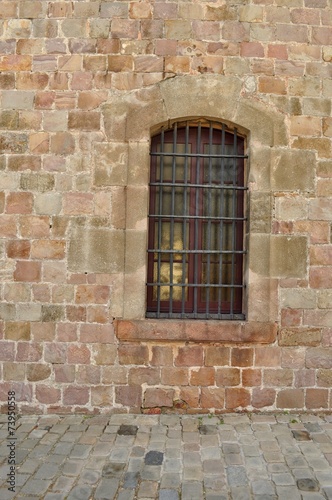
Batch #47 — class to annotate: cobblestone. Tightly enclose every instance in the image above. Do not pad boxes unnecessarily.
[0,414,332,498]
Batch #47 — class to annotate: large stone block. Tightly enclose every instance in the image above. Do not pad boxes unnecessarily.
[270,235,307,278]
[93,142,128,186]
[272,149,315,191]
[68,227,125,274]
[249,192,272,233]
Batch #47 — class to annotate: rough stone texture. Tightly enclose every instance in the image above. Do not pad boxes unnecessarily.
[0,0,331,414]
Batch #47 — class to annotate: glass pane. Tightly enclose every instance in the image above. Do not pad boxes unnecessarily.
[153,262,188,301]
[156,143,188,182]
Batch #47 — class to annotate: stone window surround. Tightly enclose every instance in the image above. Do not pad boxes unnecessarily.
[96,75,308,344]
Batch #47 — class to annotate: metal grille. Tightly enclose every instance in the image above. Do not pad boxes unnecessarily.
[146,120,247,320]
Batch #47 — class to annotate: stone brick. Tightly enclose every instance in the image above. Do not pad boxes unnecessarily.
[252,388,276,409]
[3,362,25,381]
[151,346,173,366]
[115,386,142,407]
[255,348,281,367]
[161,367,189,386]
[317,369,332,387]
[36,385,61,404]
[93,345,117,366]
[242,369,262,386]
[258,76,287,95]
[276,389,304,409]
[175,346,204,366]
[27,364,51,382]
[216,368,240,387]
[0,341,15,361]
[6,240,30,259]
[31,240,65,259]
[75,285,109,305]
[305,388,328,409]
[14,261,41,282]
[44,343,67,364]
[5,322,31,341]
[225,388,250,409]
[102,366,128,385]
[281,308,302,327]
[306,348,332,368]
[143,388,174,408]
[31,322,55,341]
[111,19,139,39]
[128,367,160,386]
[91,386,113,406]
[190,367,215,386]
[54,365,75,383]
[309,268,332,288]
[67,345,91,365]
[80,324,114,344]
[179,387,200,408]
[16,342,42,361]
[0,215,17,238]
[68,111,100,131]
[279,328,322,346]
[264,368,293,386]
[310,245,332,265]
[201,388,225,409]
[290,116,321,137]
[63,386,89,405]
[51,132,75,155]
[76,365,101,385]
[231,348,254,367]
[0,56,32,72]
[118,344,149,365]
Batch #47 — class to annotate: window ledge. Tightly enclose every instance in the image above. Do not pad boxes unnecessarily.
[115,319,277,344]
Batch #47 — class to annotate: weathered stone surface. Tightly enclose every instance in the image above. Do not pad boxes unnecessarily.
[270,236,307,278]
[271,149,316,192]
[279,328,322,346]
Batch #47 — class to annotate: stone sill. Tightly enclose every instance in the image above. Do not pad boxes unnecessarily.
[115,319,278,344]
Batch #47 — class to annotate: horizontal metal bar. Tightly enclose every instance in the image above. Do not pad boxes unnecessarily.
[151,152,248,159]
[149,214,247,221]
[147,249,246,255]
[146,283,245,288]
[146,312,245,320]
[150,182,247,191]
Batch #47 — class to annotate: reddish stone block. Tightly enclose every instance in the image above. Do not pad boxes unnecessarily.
[31,240,65,259]
[155,39,177,56]
[242,369,262,386]
[63,386,89,405]
[141,20,164,38]
[86,306,109,324]
[56,323,77,342]
[134,55,163,72]
[93,345,117,366]
[26,364,51,382]
[54,365,75,383]
[6,192,33,214]
[279,328,322,346]
[31,322,55,342]
[71,72,93,91]
[14,261,41,282]
[0,341,15,361]
[225,388,250,410]
[264,369,293,386]
[255,347,281,367]
[281,348,305,369]
[118,344,149,365]
[6,240,30,259]
[281,309,302,327]
[115,386,142,407]
[76,366,101,385]
[276,389,304,409]
[80,324,114,343]
[179,387,200,408]
[310,245,332,265]
[91,386,113,406]
[128,367,160,385]
[252,388,276,409]
[151,346,173,366]
[111,20,140,39]
[75,285,109,304]
[190,367,215,386]
[66,306,86,322]
[205,346,230,366]
[102,366,128,385]
[305,388,328,409]
[192,21,220,41]
[143,388,174,408]
[35,385,60,404]
[19,216,50,238]
[67,344,91,364]
[216,368,240,386]
[44,343,67,364]
[306,348,332,368]
[165,56,190,73]
[8,156,41,172]
[0,215,17,238]
[295,369,316,388]
[0,55,31,72]
[63,193,94,215]
[16,342,42,362]
[258,76,287,94]
[161,367,189,386]
[241,42,264,57]
[267,44,288,60]
[201,388,225,409]
[50,132,75,154]
[231,348,254,367]
[175,346,203,366]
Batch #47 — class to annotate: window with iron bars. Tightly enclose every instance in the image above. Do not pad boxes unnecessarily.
[146,120,247,320]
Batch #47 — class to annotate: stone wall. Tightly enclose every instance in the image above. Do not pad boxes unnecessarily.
[0,0,331,414]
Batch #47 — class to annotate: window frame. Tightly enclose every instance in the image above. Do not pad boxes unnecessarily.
[146,120,247,320]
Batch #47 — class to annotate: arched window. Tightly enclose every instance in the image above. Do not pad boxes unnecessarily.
[146,120,247,320]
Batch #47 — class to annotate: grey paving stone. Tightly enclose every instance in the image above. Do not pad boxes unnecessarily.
[160,473,181,489]
[44,494,67,500]
[67,485,93,500]
[123,471,140,489]
[145,450,164,465]
[252,480,276,495]
[94,478,119,499]
[70,444,92,459]
[140,465,162,480]
[182,481,204,499]
[117,491,135,500]
[323,486,332,500]
[51,475,76,492]
[109,447,130,462]
[159,489,179,500]
[229,486,251,500]
[226,466,248,487]
[80,468,100,484]
[271,473,295,486]
[102,461,126,478]
[117,424,138,436]
[20,479,51,496]
[275,486,301,499]
[34,463,59,480]
[62,459,85,476]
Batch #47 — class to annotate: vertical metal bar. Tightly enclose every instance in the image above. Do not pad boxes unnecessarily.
[217,124,226,316]
[156,128,165,318]
[181,122,189,316]
[206,122,213,316]
[230,127,238,318]
[169,123,177,314]
[193,122,201,317]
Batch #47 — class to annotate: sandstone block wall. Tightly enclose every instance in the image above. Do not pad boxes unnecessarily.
[0,0,331,414]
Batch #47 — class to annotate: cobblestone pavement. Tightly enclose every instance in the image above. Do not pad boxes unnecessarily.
[1,413,332,499]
